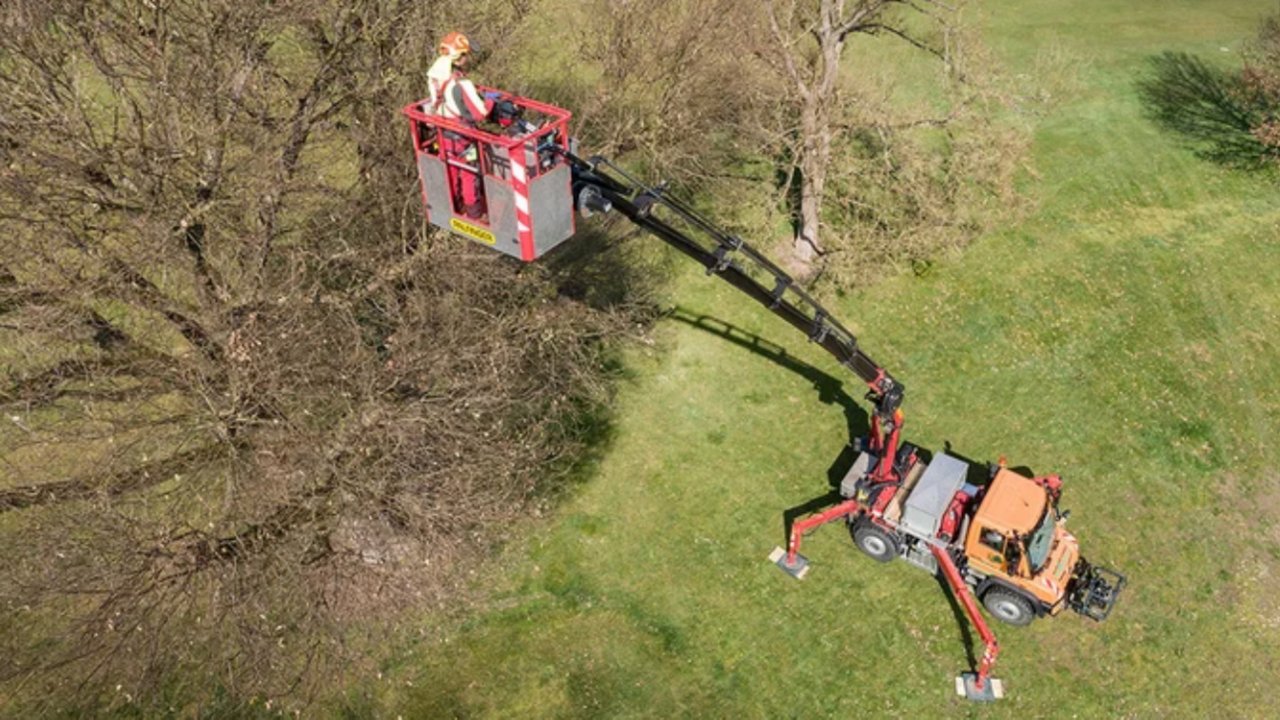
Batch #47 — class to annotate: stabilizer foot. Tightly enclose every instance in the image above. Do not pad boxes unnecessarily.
[955,673,1004,702]
[768,547,809,580]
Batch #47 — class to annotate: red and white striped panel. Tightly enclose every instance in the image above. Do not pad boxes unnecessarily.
[510,147,535,260]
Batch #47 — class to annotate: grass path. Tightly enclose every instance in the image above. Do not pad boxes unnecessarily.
[365,2,1280,717]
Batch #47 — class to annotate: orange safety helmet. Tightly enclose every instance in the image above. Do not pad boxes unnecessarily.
[438,31,472,60]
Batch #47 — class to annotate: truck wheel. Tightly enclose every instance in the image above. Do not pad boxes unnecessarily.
[851,523,899,563]
[982,587,1035,626]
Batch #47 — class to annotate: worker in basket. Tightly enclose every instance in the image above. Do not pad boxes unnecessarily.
[428,31,515,220]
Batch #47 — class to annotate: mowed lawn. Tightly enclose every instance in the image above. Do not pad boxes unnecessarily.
[371,2,1280,718]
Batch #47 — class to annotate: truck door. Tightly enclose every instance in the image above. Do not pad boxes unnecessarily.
[970,526,1009,575]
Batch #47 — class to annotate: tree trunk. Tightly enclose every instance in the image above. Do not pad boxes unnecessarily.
[795,101,832,269]
[792,31,842,274]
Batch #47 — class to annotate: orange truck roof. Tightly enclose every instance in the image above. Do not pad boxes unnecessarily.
[976,468,1048,532]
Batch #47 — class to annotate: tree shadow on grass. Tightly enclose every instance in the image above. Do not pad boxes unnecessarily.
[1136,51,1276,168]
[545,222,666,314]
[524,224,668,503]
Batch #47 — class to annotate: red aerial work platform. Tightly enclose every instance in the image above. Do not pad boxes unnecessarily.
[401,89,576,261]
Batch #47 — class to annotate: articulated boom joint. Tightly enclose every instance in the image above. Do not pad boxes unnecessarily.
[867,375,904,423]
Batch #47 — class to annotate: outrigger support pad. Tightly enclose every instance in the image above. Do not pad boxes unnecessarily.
[957,673,1005,702]
[768,547,810,580]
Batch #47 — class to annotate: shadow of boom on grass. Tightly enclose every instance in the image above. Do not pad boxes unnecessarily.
[667,307,873,543]
[668,307,870,449]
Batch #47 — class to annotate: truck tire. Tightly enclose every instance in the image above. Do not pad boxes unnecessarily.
[982,587,1035,626]
[851,522,899,563]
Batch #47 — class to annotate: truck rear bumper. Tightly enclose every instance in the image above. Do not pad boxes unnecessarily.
[1067,558,1125,621]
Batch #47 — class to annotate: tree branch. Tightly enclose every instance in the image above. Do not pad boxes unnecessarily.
[0,445,222,512]
[863,22,946,61]
[766,0,812,101]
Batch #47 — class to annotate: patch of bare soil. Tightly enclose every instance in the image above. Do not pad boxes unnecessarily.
[1216,474,1280,635]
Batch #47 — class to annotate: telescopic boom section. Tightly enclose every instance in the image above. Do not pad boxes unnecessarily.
[566,153,904,422]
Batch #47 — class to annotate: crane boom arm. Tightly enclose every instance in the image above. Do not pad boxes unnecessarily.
[564,153,903,421]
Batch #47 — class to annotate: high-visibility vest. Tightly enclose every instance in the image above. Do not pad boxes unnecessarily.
[440,72,492,125]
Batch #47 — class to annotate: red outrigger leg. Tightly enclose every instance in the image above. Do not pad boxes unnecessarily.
[929,544,1003,700]
[779,407,904,569]
[784,499,862,567]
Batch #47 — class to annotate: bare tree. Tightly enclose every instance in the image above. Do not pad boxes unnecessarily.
[0,0,644,712]
[532,0,769,182]
[758,0,964,273]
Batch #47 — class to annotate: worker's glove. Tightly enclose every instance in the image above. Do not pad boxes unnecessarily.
[483,91,503,102]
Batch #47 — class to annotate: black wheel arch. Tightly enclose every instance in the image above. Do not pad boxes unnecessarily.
[975,577,1051,617]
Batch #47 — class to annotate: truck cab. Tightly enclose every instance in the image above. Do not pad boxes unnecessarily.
[963,467,1079,624]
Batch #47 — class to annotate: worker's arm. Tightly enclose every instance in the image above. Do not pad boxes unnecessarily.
[455,79,494,121]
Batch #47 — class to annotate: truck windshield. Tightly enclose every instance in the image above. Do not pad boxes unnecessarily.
[1026,508,1055,573]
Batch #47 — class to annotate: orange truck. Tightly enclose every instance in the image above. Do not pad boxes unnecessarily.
[771,429,1125,699]
[845,452,1121,624]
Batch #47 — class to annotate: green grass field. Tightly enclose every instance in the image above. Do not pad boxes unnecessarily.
[361,2,1280,717]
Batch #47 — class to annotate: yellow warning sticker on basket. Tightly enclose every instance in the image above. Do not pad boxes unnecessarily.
[451,217,496,246]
